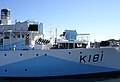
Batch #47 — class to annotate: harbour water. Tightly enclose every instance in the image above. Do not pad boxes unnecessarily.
[0,77,120,82]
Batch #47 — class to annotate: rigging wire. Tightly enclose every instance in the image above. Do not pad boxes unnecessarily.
[0,0,5,8]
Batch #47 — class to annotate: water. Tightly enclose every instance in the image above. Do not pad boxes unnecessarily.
[0,77,120,82]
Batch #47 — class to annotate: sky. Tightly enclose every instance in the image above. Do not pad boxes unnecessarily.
[0,0,120,42]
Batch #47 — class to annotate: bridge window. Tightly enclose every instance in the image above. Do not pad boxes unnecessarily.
[28,24,38,31]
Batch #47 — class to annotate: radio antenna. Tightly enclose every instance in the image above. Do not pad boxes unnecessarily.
[55,28,57,44]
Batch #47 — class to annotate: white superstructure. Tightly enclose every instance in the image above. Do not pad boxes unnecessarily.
[0,8,119,78]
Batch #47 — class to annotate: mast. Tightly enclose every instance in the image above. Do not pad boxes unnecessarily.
[1,8,11,25]
[55,28,57,44]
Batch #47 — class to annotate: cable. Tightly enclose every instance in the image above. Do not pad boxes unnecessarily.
[0,0,5,8]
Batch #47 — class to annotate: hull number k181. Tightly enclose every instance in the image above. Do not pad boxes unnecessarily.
[80,54,103,63]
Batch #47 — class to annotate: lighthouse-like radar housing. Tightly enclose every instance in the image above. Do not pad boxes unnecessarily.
[1,8,11,25]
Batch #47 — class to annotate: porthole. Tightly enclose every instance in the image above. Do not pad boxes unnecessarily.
[36,54,39,56]
[69,52,71,54]
[101,51,103,53]
[5,69,7,72]
[20,54,22,56]
[25,69,27,71]
[4,54,7,56]
[80,52,82,54]
[45,54,47,56]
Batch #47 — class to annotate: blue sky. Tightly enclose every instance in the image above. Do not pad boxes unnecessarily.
[0,0,120,41]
